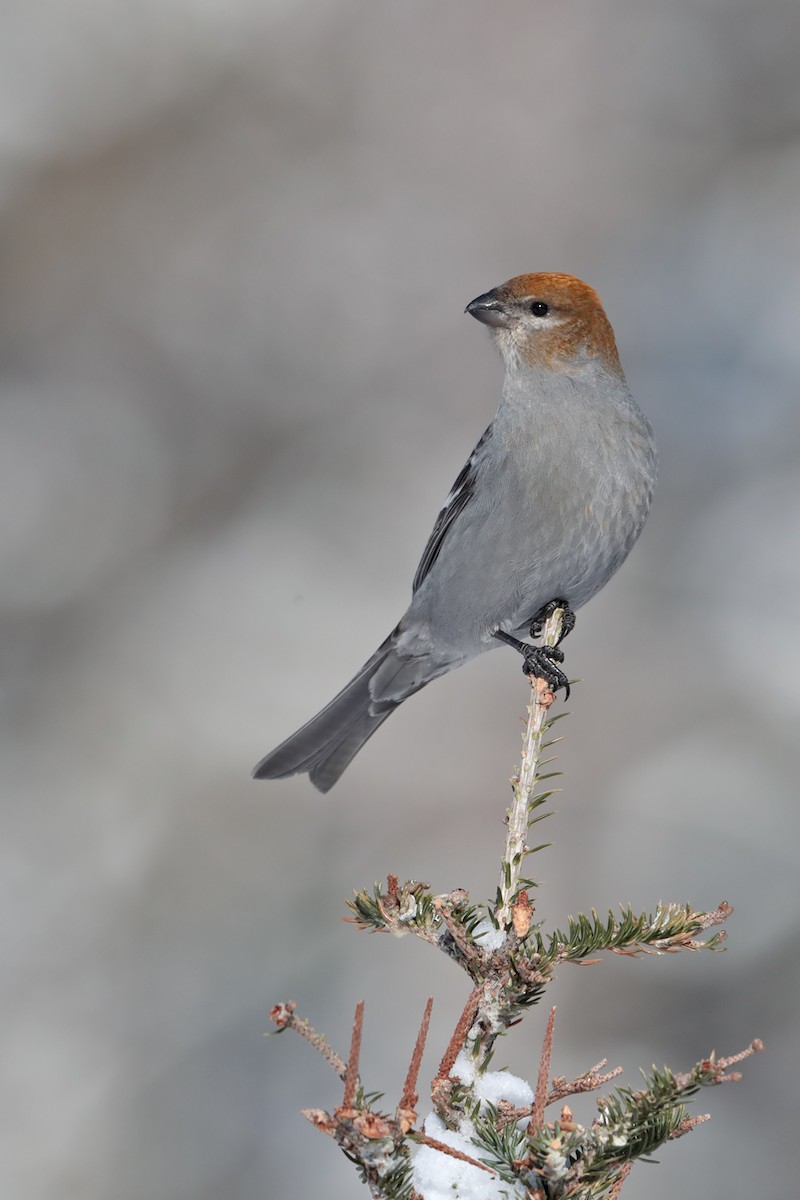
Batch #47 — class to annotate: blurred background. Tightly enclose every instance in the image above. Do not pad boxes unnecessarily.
[2,2,798,1197]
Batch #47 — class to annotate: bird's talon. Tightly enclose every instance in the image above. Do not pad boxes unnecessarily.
[529,598,576,646]
[520,645,570,697]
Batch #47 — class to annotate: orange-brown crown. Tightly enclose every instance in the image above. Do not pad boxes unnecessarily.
[492,273,622,373]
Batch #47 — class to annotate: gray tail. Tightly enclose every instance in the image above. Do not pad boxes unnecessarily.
[252,636,406,794]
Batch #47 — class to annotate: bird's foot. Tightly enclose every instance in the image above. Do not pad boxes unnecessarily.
[493,630,571,699]
[529,598,576,646]
[521,644,570,699]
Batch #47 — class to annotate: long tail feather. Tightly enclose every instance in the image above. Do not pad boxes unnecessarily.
[253,638,403,793]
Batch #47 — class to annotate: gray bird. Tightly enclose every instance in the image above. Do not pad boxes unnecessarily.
[254,273,657,792]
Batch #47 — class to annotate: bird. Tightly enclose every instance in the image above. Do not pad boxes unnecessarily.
[254,273,657,793]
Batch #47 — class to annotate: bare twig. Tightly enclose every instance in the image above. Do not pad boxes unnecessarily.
[496,607,564,930]
[529,1006,557,1133]
[342,1001,364,1107]
[716,1039,764,1073]
[670,1114,711,1139]
[547,1060,623,1107]
[674,1039,764,1089]
[397,998,434,1131]
[436,987,481,1083]
[269,1001,346,1078]
[606,1161,632,1199]
[412,1133,497,1174]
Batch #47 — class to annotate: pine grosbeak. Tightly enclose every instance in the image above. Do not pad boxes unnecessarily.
[254,273,657,792]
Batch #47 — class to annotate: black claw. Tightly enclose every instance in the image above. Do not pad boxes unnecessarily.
[521,646,571,699]
[529,598,576,646]
[492,629,571,699]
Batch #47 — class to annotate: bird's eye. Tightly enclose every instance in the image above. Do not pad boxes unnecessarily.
[530,301,549,317]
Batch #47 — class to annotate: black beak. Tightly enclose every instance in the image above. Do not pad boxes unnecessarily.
[465,289,509,328]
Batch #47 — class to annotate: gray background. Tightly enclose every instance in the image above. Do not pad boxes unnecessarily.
[2,2,798,1198]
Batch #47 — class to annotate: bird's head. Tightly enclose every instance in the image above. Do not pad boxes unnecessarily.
[466,273,622,376]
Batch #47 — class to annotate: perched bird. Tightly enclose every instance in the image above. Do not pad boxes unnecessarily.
[254,273,657,792]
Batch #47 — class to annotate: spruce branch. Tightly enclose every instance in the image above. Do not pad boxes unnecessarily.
[274,622,762,1198]
[467,1039,763,1198]
[273,966,761,1199]
[537,900,732,964]
[345,881,733,1079]
[282,1001,425,1200]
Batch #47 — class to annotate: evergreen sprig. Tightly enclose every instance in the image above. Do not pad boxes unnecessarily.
[275,611,761,1199]
[351,1141,416,1200]
[536,900,731,963]
[347,880,730,1023]
[469,1109,529,1184]
[465,1043,763,1199]
[347,878,440,935]
[349,886,727,963]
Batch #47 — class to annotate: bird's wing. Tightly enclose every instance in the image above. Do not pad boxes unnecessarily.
[411,424,493,594]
